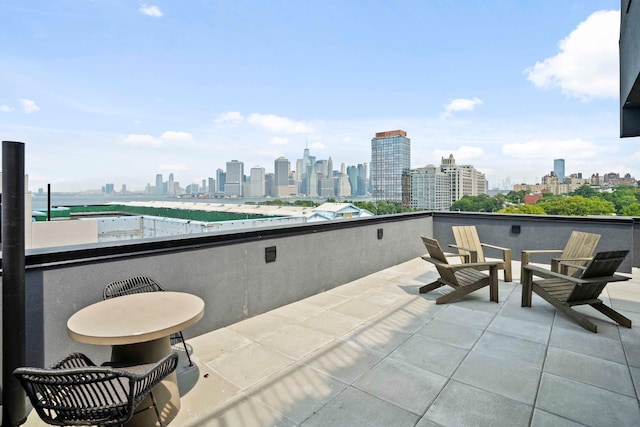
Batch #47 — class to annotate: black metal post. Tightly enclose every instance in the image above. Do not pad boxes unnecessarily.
[2,141,26,426]
[47,183,51,221]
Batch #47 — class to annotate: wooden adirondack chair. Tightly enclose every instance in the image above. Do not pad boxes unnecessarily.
[521,231,601,282]
[451,225,513,282]
[420,236,499,304]
[521,250,631,333]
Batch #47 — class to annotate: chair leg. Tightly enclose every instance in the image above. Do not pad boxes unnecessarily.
[177,331,193,367]
[419,280,443,294]
[532,285,598,332]
[591,302,632,328]
[150,390,164,427]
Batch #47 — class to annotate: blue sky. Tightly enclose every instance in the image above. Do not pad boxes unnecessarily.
[0,0,628,192]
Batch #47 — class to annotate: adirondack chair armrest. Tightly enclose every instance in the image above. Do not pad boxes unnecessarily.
[421,255,447,267]
[445,261,500,271]
[448,244,475,263]
[578,274,631,285]
[523,264,577,281]
[480,243,510,253]
[521,249,563,266]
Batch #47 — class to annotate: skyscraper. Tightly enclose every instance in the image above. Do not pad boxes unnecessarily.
[554,159,565,184]
[216,168,226,193]
[250,166,266,197]
[155,173,163,194]
[274,156,289,197]
[225,160,244,197]
[370,130,411,206]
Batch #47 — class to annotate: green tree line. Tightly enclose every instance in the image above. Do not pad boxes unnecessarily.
[450,185,640,216]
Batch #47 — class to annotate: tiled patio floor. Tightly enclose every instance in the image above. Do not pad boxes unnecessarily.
[19,258,640,426]
[171,258,640,426]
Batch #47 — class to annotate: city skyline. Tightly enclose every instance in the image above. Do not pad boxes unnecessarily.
[0,1,630,192]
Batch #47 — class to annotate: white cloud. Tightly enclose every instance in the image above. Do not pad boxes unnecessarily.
[524,10,619,100]
[269,137,289,146]
[247,113,313,133]
[433,146,485,164]
[0,105,14,112]
[160,131,193,142]
[139,4,163,17]
[215,111,244,126]
[20,99,40,113]
[121,134,160,146]
[441,97,483,118]
[159,163,188,172]
[502,139,601,160]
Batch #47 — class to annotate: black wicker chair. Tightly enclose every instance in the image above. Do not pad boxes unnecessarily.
[13,352,178,426]
[103,276,193,366]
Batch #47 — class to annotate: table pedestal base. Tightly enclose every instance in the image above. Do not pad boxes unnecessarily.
[112,337,180,427]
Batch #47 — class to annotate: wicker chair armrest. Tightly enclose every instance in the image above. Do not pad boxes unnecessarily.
[127,352,179,400]
[50,352,96,369]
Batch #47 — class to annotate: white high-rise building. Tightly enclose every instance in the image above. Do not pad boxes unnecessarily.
[249,166,266,197]
[440,154,486,202]
[411,165,451,210]
[225,160,244,197]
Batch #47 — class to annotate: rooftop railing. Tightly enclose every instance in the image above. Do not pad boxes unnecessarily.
[1,210,637,397]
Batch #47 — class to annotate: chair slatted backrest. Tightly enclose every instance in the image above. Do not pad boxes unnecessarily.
[15,368,133,425]
[561,231,601,276]
[568,250,629,302]
[103,276,164,300]
[421,236,459,286]
[452,225,484,262]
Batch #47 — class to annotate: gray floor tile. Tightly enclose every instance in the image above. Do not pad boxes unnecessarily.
[227,312,292,341]
[530,409,585,427]
[416,318,483,349]
[354,358,448,415]
[257,324,335,360]
[246,363,348,425]
[302,339,384,384]
[390,334,468,377]
[367,301,433,334]
[453,350,541,404]
[474,330,547,369]
[182,392,297,427]
[537,373,640,427]
[544,346,636,397]
[433,305,496,329]
[299,309,362,337]
[630,366,640,398]
[341,322,412,355]
[549,327,626,364]
[424,380,532,427]
[301,386,419,427]
[205,342,294,390]
[488,314,551,344]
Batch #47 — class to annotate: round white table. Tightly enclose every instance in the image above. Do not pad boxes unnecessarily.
[67,291,205,426]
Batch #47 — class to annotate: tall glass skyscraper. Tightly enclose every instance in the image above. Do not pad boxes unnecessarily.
[370,130,411,206]
[554,159,565,184]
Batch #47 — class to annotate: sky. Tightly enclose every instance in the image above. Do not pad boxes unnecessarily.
[0,0,631,193]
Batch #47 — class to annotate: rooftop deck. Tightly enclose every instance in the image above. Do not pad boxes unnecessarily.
[22,257,634,426]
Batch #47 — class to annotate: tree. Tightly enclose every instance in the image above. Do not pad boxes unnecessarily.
[498,204,547,215]
[570,185,596,198]
[537,196,615,216]
[505,190,527,204]
[621,203,640,216]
